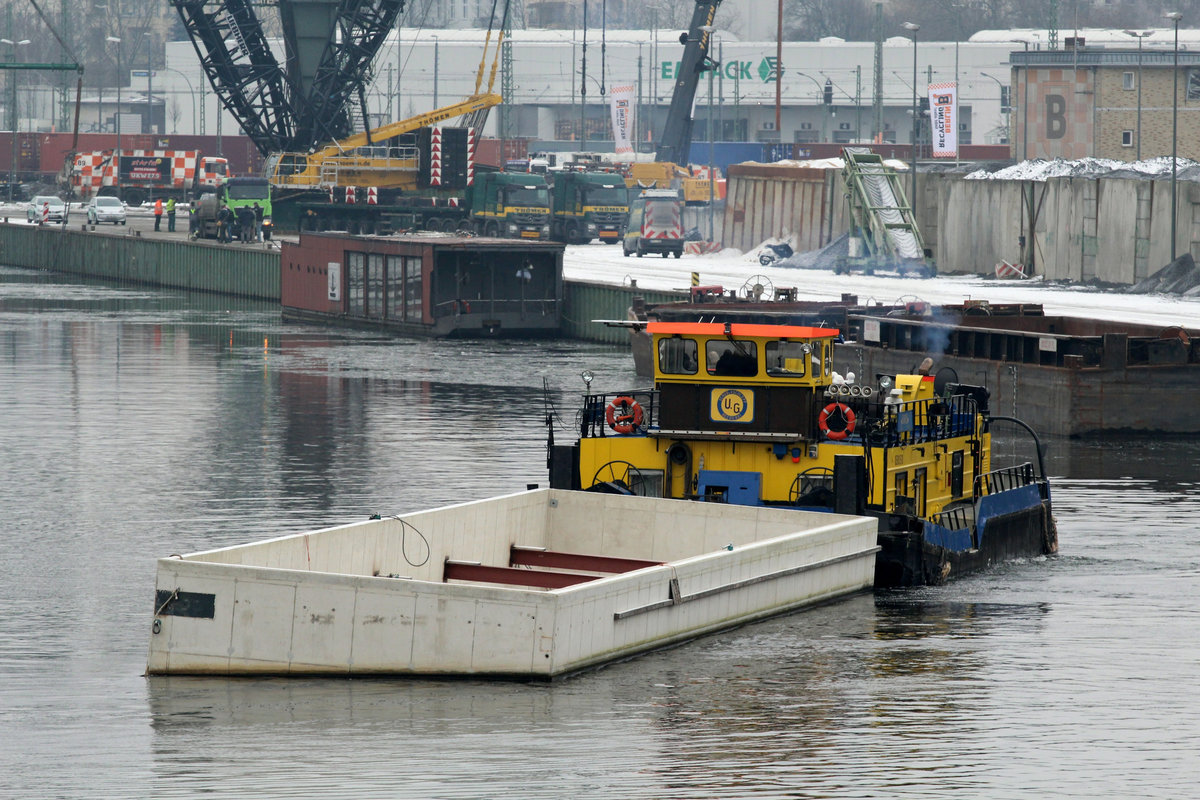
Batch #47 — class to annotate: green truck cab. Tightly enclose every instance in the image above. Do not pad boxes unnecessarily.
[193,176,273,240]
[469,172,551,239]
[224,177,273,240]
[549,170,629,244]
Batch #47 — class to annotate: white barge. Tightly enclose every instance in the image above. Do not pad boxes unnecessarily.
[147,489,878,679]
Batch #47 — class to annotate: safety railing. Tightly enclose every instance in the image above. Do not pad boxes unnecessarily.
[873,395,980,446]
[432,297,560,319]
[580,391,660,438]
[930,504,974,533]
[976,462,1036,497]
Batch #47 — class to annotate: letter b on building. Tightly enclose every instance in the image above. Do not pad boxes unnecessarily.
[1045,94,1067,139]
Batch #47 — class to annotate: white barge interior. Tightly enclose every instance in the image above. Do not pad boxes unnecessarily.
[147,489,878,679]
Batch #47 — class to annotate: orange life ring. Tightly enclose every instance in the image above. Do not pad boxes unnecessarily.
[606,395,644,434]
[818,402,856,441]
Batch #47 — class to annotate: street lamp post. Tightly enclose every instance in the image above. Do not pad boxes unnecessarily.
[160,67,197,134]
[979,72,1010,147]
[431,36,438,108]
[708,57,714,241]
[794,72,826,141]
[2,38,30,203]
[1123,30,1153,160]
[580,0,587,148]
[145,33,153,135]
[903,22,919,217]
[1167,12,1182,261]
[106,35,121,155]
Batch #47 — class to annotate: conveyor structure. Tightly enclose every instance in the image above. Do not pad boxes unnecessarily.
[840,146,935,277]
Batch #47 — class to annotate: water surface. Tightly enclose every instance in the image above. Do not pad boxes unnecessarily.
[1,266,1197,799]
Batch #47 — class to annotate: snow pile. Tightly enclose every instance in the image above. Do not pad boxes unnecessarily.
[739,157,910,172]
[965,157,1200,182]
[1130,253,1200,296]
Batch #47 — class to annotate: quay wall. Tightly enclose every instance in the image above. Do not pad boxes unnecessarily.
[0,223,680,343]
[0,223,280,300]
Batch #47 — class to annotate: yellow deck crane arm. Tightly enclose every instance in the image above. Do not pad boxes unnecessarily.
[266,18,508,193]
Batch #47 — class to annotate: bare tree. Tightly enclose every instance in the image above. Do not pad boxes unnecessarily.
[785,0,882,41]
[168,96,181,134]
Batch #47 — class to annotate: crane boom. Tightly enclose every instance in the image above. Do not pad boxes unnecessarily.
[656,0,723,165]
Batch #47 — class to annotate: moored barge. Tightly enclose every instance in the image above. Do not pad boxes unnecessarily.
[626,293,1200,436]
[281,231,564,337]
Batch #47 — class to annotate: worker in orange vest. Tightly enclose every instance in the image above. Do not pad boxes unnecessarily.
[154,198,164,232]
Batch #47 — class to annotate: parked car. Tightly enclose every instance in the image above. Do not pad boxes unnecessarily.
[0,182,31,202]
[27,195,68,225]
[86,196,127,226]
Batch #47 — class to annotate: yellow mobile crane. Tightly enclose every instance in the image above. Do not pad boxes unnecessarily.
[625,0,723,204]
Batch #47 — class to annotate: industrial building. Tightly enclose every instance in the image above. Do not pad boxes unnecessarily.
[10,25,1200,165]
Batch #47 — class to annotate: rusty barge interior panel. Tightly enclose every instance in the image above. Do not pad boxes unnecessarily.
[848,308,1197,370]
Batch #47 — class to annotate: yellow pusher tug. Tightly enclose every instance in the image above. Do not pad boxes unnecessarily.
[547,322,1057,587]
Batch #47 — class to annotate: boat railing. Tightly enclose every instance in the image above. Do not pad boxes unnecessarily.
[580,391,659,437]
[432,297,560,318]
[975,462,1037,496]
[930,504,974,532]
[874,394,979,446]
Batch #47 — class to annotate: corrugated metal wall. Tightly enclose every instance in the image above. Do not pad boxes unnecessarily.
[562,280,684,344]
[722,163,843,253]
[0,224,280,299]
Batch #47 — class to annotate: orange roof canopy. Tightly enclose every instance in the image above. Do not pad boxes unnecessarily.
[648,321,841,339]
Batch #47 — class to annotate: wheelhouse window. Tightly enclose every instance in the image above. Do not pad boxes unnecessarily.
[658,337,698,374]
[705,340,758,377]
[366,253,384,318]
[386,255,404,318]
[404,256,423,320]
[347,251,365,315]
[765,340,811,376]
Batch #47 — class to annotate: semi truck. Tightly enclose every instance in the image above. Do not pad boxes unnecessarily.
[548,169,629,244]
[66,150,231,206]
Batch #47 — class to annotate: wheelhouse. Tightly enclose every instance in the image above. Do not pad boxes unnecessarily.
[560,321,995,522]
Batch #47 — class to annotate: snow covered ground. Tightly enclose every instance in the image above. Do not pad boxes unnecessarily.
[562,242,1200,329]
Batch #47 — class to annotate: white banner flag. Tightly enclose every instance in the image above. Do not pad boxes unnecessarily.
[928,82,958,158]
[609,84,636,156]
